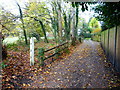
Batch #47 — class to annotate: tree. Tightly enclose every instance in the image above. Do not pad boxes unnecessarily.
[71,2,90,45]
[88,17,101,33]
[24,1,51,43]
[57,0,62,39]
[16,2,28,44]
[63,9,72,40]
[34,18,49,43]
[79,20,92,38]
[0,8,18,37]
[93,2,120,30]
[45,0,64,43]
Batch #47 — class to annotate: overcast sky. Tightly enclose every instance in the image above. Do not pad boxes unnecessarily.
[0,0,26,15]
[0,0,97,22]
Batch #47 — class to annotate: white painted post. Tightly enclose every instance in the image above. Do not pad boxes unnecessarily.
[30,37,34,66]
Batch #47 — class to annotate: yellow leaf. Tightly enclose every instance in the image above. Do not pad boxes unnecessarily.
[57,79,60,81]
[28,84,31,86]
[23,83,26,86]
[39,81,43,84]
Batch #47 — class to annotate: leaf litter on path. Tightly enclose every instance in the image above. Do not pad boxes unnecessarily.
[2,40,120,88]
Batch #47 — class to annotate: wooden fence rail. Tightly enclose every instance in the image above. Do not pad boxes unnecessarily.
[44,42,68,52]
[38,42,69,66]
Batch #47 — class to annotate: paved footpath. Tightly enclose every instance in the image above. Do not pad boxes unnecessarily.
[28,40,120,88]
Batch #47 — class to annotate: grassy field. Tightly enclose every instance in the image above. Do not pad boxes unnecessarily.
[3,36,19,44]
[3,36,57,52]
[3,36,54,44]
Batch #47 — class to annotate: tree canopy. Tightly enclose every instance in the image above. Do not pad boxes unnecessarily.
[89,17,101,33]
[93,2,120,30]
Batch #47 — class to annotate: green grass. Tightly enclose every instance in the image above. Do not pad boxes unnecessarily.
[3,37,19,44]
[3,36,54,44]
[3,36,56,51]
[48,37,54,39]
[85,38,91,40]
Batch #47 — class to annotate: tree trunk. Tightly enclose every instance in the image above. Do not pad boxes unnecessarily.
[71,8,76,46]
[21,19,28,45]
[17,2,28,45]
[39,21,49,43]
[75,6,79,39]
[58,9,62,39]
[57,0,62,43]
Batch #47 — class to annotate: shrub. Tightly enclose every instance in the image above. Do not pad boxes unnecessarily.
[6,43,18,51]
[0,62,8,68]
[38,48,45,66]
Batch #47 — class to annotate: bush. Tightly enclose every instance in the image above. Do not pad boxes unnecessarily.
[0,62,8,68]
[83,33,92,38]
[38,48,45,66]
[6,43,18,51]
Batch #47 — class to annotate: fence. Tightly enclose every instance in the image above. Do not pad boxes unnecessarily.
[38,42,69,66]
[101,25,120,72]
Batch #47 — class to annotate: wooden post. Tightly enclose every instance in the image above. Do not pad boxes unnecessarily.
[30,37,34,66]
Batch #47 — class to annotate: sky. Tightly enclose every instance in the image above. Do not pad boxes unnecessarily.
[0,0,29,15]
[0,0,97,22]
[79,5,96,22]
